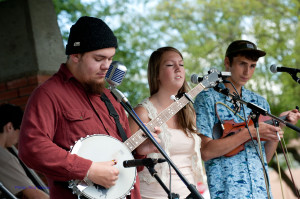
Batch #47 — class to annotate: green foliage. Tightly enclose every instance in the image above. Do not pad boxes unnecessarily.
[52,0,300,133]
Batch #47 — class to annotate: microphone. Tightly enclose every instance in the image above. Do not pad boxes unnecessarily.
[190,74,203,84]
[191,71,231,84]
[123,158,166,168]
[105,61,132,106]
[105,61,127,86]
[270,64,300,74]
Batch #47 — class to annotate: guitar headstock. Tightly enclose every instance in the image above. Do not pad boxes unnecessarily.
[200,69,231,88]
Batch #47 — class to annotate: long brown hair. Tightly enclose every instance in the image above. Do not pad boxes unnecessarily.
[147,47,197,134]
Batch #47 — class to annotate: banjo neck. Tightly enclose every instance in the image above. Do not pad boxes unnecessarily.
[124,83,205,152]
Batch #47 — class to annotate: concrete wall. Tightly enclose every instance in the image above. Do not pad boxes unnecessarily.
[0,0,65,81]
[0,0,65,108]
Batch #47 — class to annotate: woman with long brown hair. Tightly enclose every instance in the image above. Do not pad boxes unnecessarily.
[128,46,205,199]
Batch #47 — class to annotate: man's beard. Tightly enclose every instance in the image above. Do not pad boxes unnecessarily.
[83,80,105,94]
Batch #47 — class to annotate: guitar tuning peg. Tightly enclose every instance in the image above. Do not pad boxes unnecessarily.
[170,95,178,101]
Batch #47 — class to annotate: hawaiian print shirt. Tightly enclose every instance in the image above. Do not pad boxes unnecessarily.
[194,84,273,199]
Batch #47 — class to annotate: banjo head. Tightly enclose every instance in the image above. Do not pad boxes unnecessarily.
[69,134,136,199]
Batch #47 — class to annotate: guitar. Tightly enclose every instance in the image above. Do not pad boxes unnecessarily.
[68,69,224,199]
[221,115,287,157]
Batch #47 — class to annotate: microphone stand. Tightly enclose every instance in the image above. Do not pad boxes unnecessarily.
[110,87,204,199]
[249,111,271,199]
[214,85,300,199]
[214,86,300,133]
[214,86,278,199]
[146,164,180,199]
[214,84,300,198]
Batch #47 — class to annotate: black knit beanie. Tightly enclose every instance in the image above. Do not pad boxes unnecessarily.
[65,16,118,55]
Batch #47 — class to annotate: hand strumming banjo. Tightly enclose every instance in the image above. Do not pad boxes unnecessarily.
[68,69,227,199]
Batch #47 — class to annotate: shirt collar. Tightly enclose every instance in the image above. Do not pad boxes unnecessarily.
[59,63,75,82]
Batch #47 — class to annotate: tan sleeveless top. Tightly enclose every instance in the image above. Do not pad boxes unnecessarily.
[137,98,205,199]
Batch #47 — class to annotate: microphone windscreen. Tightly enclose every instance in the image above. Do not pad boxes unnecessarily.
[105,61,127,86]
[191,74,199,84]
[270,64,277,73]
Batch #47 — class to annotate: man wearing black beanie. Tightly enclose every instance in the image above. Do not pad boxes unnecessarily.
[18,16,160,199]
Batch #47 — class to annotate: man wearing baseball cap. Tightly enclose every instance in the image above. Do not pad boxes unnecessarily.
[18,16,161,199]
[194,40,300,198]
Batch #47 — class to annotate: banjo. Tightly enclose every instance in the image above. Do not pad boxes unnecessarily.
[68,69,226,199]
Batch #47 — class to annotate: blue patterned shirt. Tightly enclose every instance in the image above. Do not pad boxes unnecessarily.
[194,84,273,199]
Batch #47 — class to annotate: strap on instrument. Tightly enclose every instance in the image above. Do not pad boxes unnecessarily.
[101,93,128,142]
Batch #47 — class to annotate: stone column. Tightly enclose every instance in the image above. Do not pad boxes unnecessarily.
[0,0,65,109]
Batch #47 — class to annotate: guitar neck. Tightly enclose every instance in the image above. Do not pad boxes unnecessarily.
[124,83,205,152]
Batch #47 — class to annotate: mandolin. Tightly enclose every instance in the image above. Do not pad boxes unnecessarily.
[220,115,287,157]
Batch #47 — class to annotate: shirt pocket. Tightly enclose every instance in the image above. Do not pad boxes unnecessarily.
[61,110,94,144]
[63,109,92,122]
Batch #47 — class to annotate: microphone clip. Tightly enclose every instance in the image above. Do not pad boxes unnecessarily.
[290,73,300,84]
[213,85,229,96]
[145,158,166,168]
[213,85,241,114]
[229,92,241,114]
